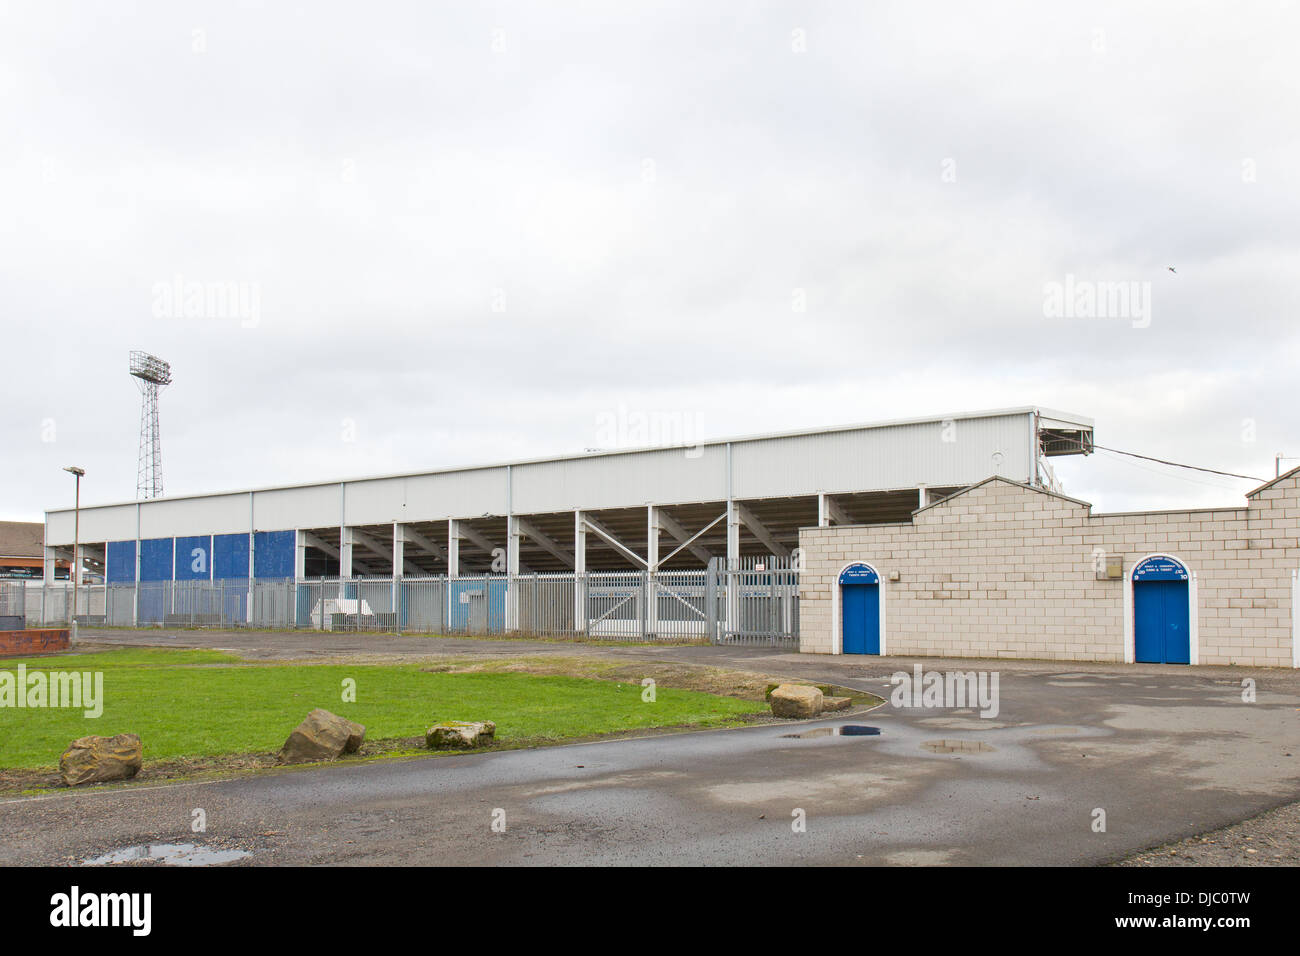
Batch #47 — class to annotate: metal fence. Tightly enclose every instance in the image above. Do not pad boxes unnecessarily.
[3,581,109,628]
[3,562,801,647]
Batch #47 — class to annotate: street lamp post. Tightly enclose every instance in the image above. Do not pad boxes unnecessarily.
[63,467,84,636]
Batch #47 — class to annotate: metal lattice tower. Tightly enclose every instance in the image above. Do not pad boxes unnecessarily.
[129,351,172,499]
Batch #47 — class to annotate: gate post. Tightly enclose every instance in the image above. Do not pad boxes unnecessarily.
[768,569,779,645]
[706,557,719,645]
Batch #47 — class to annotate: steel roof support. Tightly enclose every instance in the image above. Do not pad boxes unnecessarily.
[400,526,447,565]
[581,514,648,569]
[304,529,374,576]
[655,508,717,565]
[447,521,461,577]
[515,517,575,569]
[647,506,660,636]
[735,502,791,557]
[574,510,587,634]
[349,528,418,575]
[726,499,739,630]
[506,516,520,631]
[818,493,852,527]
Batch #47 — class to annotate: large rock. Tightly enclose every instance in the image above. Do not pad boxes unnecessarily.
[279,708,366,764]
[60,733,143,786]
[426,720,496,750]
[769,684,824,719]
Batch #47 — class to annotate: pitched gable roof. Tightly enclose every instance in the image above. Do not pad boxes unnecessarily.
[913,475,1093,518]
[1246,463,1300,498]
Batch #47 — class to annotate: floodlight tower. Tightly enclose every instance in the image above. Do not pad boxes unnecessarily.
[130,350,172,499]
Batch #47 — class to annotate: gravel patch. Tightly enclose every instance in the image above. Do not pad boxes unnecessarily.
[1116,799,1300,866]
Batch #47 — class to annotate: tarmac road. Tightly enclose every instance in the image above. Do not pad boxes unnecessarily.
[2,629,1298,866]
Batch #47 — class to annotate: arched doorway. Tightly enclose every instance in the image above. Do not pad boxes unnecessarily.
[1132,555,1191,664]
[839,563,880,655]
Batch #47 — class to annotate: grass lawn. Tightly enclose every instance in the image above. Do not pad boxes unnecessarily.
[0,648,761,772]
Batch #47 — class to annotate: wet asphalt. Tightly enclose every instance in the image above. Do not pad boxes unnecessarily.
[2,629,1298,866]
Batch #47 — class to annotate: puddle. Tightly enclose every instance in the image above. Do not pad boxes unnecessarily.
[781,725,881,739]
[1030,727,1082,736]
[921,739,995,754]
[83,843,251,867]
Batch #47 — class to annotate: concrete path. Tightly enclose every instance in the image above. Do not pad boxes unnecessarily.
[3,628,1297,865]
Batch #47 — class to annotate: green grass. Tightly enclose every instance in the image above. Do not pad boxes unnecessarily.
[0,648,760,770]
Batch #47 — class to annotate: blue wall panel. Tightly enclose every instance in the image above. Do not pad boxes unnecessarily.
[213,533,250,581]
[106,541,136,584]
[174,535,213,581]
[139,538,175,582]
[254,530,296,580]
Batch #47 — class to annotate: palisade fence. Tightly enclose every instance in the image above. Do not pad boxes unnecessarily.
[4,556,800,647]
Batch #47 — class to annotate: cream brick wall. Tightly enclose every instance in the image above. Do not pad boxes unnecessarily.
[798,473,1300,667]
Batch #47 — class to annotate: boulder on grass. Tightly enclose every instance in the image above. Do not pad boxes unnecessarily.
[769,684,824,719]
[60,733,143,787]
[822,695,852,713]
[426,720,496,750]
[279,708,366,764]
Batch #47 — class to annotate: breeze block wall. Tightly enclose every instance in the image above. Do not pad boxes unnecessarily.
[798,471,1300,667]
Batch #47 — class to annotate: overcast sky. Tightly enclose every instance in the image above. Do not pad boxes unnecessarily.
[3,1,1298,522]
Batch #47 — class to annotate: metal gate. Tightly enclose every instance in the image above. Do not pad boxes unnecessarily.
[707,556,800,647]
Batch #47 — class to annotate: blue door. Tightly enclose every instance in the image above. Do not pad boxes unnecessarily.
[840,564,880,655]
[1133,557,1190,664]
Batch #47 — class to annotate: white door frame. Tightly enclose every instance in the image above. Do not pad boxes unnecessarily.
[1125,552,1197,665]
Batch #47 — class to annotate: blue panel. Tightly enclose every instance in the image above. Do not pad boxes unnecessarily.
[488,578,507,630]
[1134,582,1162,663]
[842,582,880,654]
[1133,555,1189,582]
[174,535,213,581]
[1135,579,1190,664]
[839,563,880,585]
[254,530,296,580]
[213,533,250,581]
[446,578,509,632]
[1162,581,1190,664]
[139,538,175,582]
[106,541,136,584]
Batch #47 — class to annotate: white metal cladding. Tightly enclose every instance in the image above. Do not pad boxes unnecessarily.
[345,468,509,526]
[143,493,249,537]
[512,445,729,513]
[46,502,136,544]
[729,414,1032,499]
[254,484,340,532]
[43,407,1085,545]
